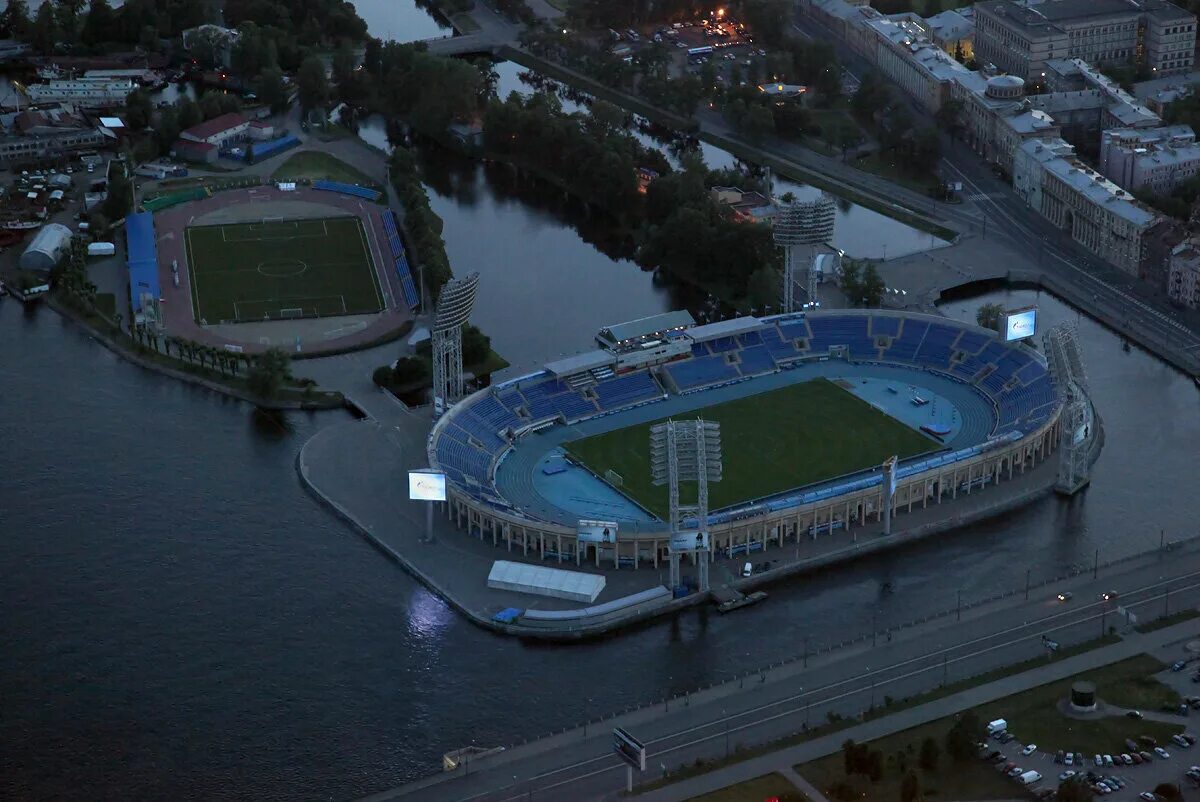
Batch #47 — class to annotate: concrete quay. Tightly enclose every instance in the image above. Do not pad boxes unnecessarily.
[298,404,1079,642]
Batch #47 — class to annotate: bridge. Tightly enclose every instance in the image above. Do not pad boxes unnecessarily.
[419,31,508,56]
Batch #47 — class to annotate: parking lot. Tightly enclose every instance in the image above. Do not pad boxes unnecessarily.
[981,716,1200,800]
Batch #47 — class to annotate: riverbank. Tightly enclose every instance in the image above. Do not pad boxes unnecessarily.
[47,294,347,411]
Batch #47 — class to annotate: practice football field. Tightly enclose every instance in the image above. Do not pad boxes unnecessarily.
[184,216,384,323]
[562,378,937,519]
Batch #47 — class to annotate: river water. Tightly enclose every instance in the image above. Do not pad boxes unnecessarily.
[2,1,1199,799]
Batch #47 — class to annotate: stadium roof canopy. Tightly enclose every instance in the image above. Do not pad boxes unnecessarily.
[125,211,160,313]
[544,349,616,377]
[597,310,696,346]
[687,316,764,343]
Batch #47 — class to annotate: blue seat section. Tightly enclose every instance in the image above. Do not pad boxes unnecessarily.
[760,327,799,361]
[737,331,762,347]
[593,372,661,410]
[737,345,775,376]
[914,323,959,370]
[470,395,522,431]
[691,342,708,357]
[996,374,1055,430]
[807,315,872,357]
[707,336,738,354]
[955,330,990,355]
[1015,361,1044,385]
[884,320,928,362]
[434,427,491,485]
[381,211,419,309]
[667,355,739,390]
[950,355,984,381]
[313,180,381,201]
[871,316,901,337]
[777,320,811,342]
[977,342,1008,366]
[514,376,597,421]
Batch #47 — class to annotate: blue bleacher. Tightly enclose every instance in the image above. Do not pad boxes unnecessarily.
[760,327,799,361]
[691,342,708,357]
[707,336,738,354]
[885,320,928,362]
[955,330,990,355]
[593,372,660,410]
[871,316,901,337]
[737,345,775,376]
[914,323,959,370]
[381,211,420,310]
[314,180,381,201]
[667,355,739,390]
[807,315,872,357]
[737,331,762,347]
[777,320,810,342]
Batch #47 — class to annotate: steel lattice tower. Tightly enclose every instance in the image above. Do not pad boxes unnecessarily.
[431,272,480,417]
[1043,323,1091,495]
[650,420,722,592]
[774,194,836,312]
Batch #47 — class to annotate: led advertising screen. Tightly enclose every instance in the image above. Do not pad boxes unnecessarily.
[669,530,710,552]
[577,520,619,544]
[408,470,447,502]
[1003,307,1037,342]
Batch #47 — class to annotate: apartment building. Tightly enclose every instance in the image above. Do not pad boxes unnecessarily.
[952,73,1062,171]
[1099,125,1200,192]
[863,17,975,113]
[1168,237,1200,308]
[1015,136,1161,273]
[974,0,1196,83]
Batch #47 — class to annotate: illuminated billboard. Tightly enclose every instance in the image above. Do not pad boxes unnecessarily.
[408,470,447,502]
[577,520,618,544]
[669,530,710,552]
[1003,307,1037,342]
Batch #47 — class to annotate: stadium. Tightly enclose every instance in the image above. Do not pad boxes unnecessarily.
[428,309,1066,568]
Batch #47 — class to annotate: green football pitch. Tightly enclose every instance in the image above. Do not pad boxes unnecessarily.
[562,378,937,519]
[184,216,384,323]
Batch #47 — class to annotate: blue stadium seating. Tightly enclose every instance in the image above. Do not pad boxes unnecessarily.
[885,320,928,362]
[707,336,738,354]
[736,345,775,376]
[667,355,740,390]
[592,372,661,411]
[314,180,381,201]
[777,320,810,342]
[871,316,901,337]
[760,327,800,361]
[381,211,420,310]
[914,323,959,370]
[737,331,762,347]
[955,330,990,355]
[807,315,872,357]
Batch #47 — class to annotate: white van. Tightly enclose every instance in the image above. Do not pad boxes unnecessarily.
[742,562,752,577]
[987,718,1007,735]
[1019,770,1042,785]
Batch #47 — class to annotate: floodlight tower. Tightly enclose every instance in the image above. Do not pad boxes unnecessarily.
[773,194,836,312]
[1043,323,1091,495]
[650,419,723,593]
[431,272,480,418]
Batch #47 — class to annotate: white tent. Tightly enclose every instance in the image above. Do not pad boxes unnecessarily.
[486,560,605,602]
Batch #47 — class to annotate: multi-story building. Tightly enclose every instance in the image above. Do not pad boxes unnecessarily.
[952,72,1062,172]
[925,8,975,60]
[26,77,135,108]
[1015,136,1162,274]
[863,16,974,113]
[974,0,1196,84]
[1098,125,1200,193]
[0,105,107,166]
[1168,237,1200,308]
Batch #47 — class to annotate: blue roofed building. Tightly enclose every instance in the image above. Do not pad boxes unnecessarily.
[125,211,162,328]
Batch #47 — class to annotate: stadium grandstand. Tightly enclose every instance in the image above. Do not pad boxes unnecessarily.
[428,309,1065,569]
[124,211,162,328]
[312,180,381,202]
[381,210,420,310]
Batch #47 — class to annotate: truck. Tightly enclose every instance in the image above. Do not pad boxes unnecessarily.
[987,719,1007,735]
[86,242,115,257]
[1019,770,1042,785]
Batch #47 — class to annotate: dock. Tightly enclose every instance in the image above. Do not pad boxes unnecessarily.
[713,586,768,613]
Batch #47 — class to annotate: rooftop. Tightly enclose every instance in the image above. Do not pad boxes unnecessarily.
[597,310,696,345]
[1042,156,1158,225]
[180,111,246,141]
[544,349,616,376]
[924,7,975,40]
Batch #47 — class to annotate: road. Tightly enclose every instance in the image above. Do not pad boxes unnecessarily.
[788,11,1200,369]
[368,542,1200,801]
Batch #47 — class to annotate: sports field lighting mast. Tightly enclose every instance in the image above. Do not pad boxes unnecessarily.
[431,272,480,418]
[1043,323,1090,495]
[773,194,836,313]
[650,419,722,593]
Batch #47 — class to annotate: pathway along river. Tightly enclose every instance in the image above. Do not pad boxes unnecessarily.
[4,26,1200,802]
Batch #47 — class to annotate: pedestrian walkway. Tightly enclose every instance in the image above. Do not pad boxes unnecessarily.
[779,766,830,802]
[631,618,1200,801]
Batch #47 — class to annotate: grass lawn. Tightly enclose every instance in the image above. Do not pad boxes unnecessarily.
[800,717,1028,802]
[1136,609,1200,633]
[184,217,383,323]
[852,152,943,196]
[563,378,936,518]
[975,655,1183,755]
[685,773,808,802]
[94,292,116,319]
[271,150,379,188]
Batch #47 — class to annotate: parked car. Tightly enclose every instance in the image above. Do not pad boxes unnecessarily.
[1128,710,1144,719]
[1059,770,1077,781]
[1023,744,1038,756]
[1130,751,1144,764]
[1126,738,1140,751]
[1140,735,1159,747]
[1174,660,1188,671]
[1140,793,1158,801]
[1064,751,1075,766]
[1140,750,1154,761]
[1094,754,1104,766]
[1102,754,1113,766]
[1173,734,1190,748]
[1184,733,1198,745]
[1121,753,1134,764]
[1007,766,1024,777]
[1000,732,1016,743]
[1055,749,1065,764]
[1155,746,1170,759]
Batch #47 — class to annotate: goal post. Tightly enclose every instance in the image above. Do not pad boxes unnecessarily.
[605,469,624,487]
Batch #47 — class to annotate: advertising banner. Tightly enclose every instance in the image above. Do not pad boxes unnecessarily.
[408,470,447,502]
[577,520,619,544]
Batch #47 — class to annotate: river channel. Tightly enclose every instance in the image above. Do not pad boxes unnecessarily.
[2,3,1199,799]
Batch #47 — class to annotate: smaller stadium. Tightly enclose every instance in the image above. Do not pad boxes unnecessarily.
[429,309,1066,568]
[184,216,383,323]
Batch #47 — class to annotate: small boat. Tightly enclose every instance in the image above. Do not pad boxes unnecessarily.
[3,220,42,231]
[718,590,768,613]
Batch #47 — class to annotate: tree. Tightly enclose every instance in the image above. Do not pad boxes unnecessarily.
[918,736,939,771]
[247,347,292,399]
[842,739,860,776]
[29,1,57,55]
[124,88,155,130]
[945,711,983,763]
[81,0,116,46]
[297,55,329,112]
[462,324,491,367]
[838,259,861,300]
[747,265,780,311]
[103,168,132,221]
[900,770,921,802]
[1,0,29,39]
[976,302,1005,332]
[924,0,943,15]
[1057,777,1094,802]
[860,262,886,307]
[392,356,430,386]
[935,99,964,138]
[1153,784,1183,802]
[865,748,883,782]
[255,66,289,114]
